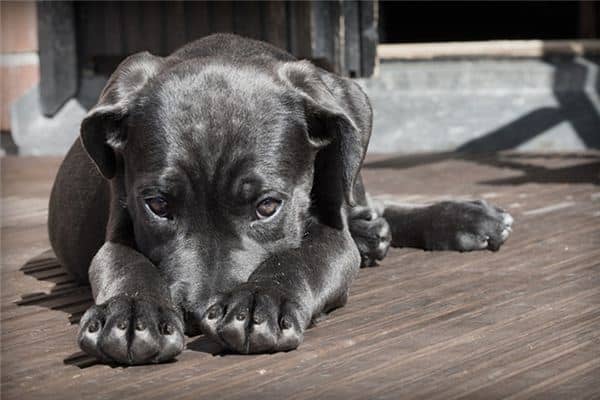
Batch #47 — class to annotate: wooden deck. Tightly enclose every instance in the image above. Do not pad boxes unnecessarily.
[2,152,599,399]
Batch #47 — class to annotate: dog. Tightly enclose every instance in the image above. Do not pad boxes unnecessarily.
[48,34,513,365]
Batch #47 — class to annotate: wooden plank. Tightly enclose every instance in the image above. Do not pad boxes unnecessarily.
[184,1,210,43]
[233,1,262,41]
[120,1,144,55]
[310,1,343,74]
[209,1,234,33]
[37,1,78,116]
[139,1,163,55]
[262,1,287,50]
[102,1,123,56]
[343,1,361,78]
[287,1,312,59]
[164,1,186,53]
[80,1,125,75]
[76,1,108,72]
[359,0,378,77]
[2,152,600,399]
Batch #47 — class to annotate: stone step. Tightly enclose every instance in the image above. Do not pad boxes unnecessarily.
[358,57,600,153]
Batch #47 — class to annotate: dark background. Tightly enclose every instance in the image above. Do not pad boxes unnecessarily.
[379,1,597,43]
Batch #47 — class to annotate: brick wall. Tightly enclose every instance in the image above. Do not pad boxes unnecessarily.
[1,1,39,132]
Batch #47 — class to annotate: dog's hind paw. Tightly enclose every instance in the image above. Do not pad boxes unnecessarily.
[349,206,392,267]
[77,296,184,365]
[425,200,514,252]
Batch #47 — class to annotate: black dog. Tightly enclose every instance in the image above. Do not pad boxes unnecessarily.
[48,34,513,365]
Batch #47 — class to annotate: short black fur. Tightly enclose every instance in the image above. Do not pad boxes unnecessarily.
[48,34,513,364]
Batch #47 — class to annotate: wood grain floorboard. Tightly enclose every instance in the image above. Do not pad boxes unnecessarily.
[1,152,599,399]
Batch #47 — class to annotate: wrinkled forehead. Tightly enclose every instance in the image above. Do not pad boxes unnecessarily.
[125,63,312,186]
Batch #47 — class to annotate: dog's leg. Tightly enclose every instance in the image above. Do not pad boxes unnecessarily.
[77,242,185,365]
[201,221,360,354]
[348,204,392,267]
[346,175,392,267]
[48,140,110,283]
[379,199,514,252]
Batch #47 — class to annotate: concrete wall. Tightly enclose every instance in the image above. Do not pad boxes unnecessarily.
[359,57,600,153]
[9,52,600,155]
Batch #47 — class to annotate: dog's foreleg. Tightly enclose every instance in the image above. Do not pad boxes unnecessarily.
[200,221,360,354]
[77,242,185,365]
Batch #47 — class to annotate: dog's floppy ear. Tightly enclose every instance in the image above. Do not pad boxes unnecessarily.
[80,52,164,179]
[278,61,371,211]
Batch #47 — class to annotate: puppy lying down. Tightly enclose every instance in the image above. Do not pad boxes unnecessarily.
[48,34,513,364]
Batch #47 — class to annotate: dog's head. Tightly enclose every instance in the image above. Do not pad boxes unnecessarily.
[80,48,369,328]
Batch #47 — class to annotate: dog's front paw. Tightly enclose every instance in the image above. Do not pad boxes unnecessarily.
[78,296,184,365]
[427,200,514,252]
[201,284,307,354]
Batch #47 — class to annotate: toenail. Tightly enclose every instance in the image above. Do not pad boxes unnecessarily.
[207,307,219,320]
[88,320,100,333]
[135,321,146,331]
[117,320,128,330]
[236,311,247,321]
[280,317,292,330]
[252,314,265,324]
[162,323,174,335]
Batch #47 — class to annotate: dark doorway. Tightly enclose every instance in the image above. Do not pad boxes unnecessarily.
[379,1,597,44]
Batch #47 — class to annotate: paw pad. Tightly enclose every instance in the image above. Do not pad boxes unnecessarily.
[162,322,175,335]
[88,320,100,333]
[280,316,293,330]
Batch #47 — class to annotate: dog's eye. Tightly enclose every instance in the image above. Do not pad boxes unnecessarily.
[145,196,170,218]
[256,197,281,219]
